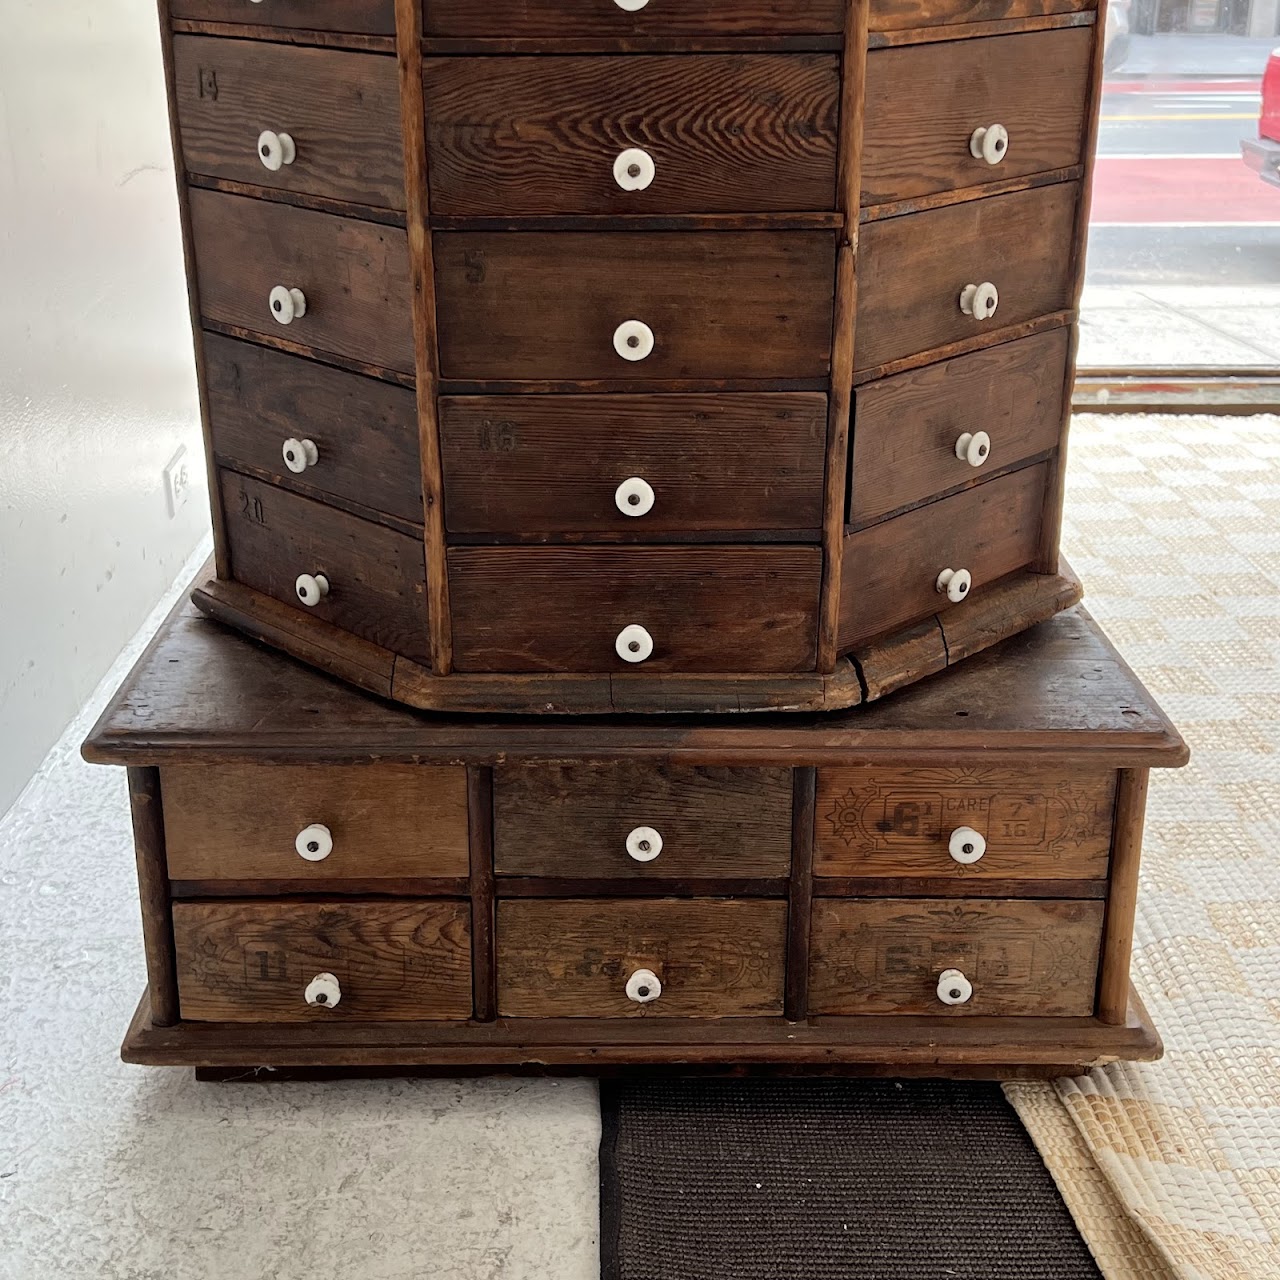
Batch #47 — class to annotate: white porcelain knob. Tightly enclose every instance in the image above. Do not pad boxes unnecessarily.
[615,623,653,664]
[614,0,650,9]
[613,147,656,192]
[935,567,972,604]
[937,969,973,1006]
[269,284,307,325]
[282,437,318,474]
[295,572,329,607]
[626,825,663,863]
[960,282,999,321]
[613,319,654,362]
[969,124,1009,166]
[295,823,333,862]
[948,826,987,865]
[304,972,341,1008]
[626,969,662,1003]
[955,431,991,469]
[257,129,296,172]
[615,476,655,518]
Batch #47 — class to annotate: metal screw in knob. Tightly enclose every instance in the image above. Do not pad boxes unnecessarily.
[969,123,1009,166]
[948,826,987,865]
[935,567,972,604]
[282,437,318,474]
[626,825,663,863]
[936,969,973,1006]
[257,129,296,172]
[626,968,662,1004]
[955,431,991,469]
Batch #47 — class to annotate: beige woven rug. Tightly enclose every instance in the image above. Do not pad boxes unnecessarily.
[1005,413,1280,1278]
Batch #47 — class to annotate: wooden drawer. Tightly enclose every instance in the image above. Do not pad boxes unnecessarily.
[449,546,821,673]
[493,765,793,878]
[497,900,787,1017]
[434,232,835,381]
[173,900,472,1022]
[189,189,414,374]
[870,0,1089,32]
[850,331,1068,526]
[854,183,1078,373]
[173,38,404,210]
[861,29,1092,207]
[815,765,1117,881]
[423,0,844,37]
[170,0,395,34]
[205,334,422,525]
[810,898,1103,1016]
[424,55,838,216]
[439,393,827,536]
[838,462,1048,651]
[162,763,469,882]
[220,471,430,663]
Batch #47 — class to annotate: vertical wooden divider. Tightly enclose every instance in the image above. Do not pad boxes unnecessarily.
[784,768,818,1023]
[817,0,871,672]
[127,767,180,1026]
[467,766,498,1022]
[395,0,453,673]
[1098,766,1149,1025]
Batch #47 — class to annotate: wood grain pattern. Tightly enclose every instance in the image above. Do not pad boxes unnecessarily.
[219,471,430,663]
[868,0,1089,31]
[449,546,821,673]
[172,36,403,209]
[861,29,1091,206]
[433,231,835,381]
[423,54,838,216]
[854,183,1078,372]
[174,899,472,1021]
[838,462,1048,651]
[810,898,1104,1016]
[204,333,422,524]
[850,330,1069,526]
[814,764,1117,879]
[128,768,180,1026]
[785,767,817,1020]
[439,393,826,536]
[497,899,787,1017]
[1098,768,1149,1024]
[170,0,395,33]
[493,764,793,877]
[467,767,497,1022]
[161,762,468,880]
[189,188,414,373]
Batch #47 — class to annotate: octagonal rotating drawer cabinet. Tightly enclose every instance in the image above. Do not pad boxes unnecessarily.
[159,0,1107,715]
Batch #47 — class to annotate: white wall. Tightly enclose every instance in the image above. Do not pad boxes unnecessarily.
[0,0,210,815]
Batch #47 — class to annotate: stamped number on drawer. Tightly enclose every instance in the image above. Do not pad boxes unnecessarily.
[497,900,787,1017]
[173,900,472,1022]
[494,764,793,878]
[810,898,1103,1017]
[815,765,1117,880]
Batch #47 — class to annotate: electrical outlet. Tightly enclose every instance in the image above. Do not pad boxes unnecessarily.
[163,446,193,518]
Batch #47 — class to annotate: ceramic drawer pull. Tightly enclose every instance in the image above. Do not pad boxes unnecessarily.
[295,822,333,863]
[615,476,655,518]
[935,567,972,604]
[937,969,973,1006]
[304,972,341,1009]
[626,825,663,863]
[955,431,991,469]
[269,284,307,326]
[614,0,650,9]
[948,826,987,865]
[613,319,655,362]
[614,147,656,192]
[969,124,1009,167]
[615,623,654,664]
[257,129,296,173]
[282,437,319,474]
[959,282,999,321]
[626,968,662,1004]
[295,572,330,607]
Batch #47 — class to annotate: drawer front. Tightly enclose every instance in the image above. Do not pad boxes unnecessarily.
[205,334,423,524]
[854,183,1078,373]
[810,898,1103,1016]
[439,393,827,536]
[423,0,844,37]
[173,38,404,210]
[862,29,1092,206]
[850,330,1068,526]
[497,900,787,1017]
[174,900,472,1022]
[424,55,839,216]
[221,471,430,663]
[162,763,469,882]
[838,462,1047,651]
[189,189,414,374]
[493,765,793,878]
[449,546,821,673]
[870,0,1088,31]
[815,765,1117,880]
[434,232,835,381]
[170,0,395,34]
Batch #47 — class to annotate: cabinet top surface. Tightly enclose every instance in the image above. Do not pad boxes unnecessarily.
[82,579,1186,768]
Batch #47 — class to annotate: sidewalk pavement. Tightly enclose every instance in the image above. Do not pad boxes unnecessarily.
[1115,33,1275,78]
